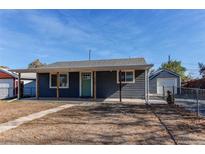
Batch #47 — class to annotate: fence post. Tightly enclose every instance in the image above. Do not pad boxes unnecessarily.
[196,89,199,117]
[172,86,175,104]
[163,86,165,100]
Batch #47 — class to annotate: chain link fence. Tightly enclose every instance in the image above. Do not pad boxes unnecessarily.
[160,86,205,117]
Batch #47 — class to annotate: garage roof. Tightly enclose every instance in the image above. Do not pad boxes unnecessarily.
[149,69,180,79]
[0,68,18,78]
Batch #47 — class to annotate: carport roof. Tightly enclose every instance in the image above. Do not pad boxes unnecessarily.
[10,58,153,73]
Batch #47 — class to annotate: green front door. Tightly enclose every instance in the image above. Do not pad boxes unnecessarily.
[81,72,92,97]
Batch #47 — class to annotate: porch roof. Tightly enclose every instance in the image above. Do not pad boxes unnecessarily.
[10,58,153,73]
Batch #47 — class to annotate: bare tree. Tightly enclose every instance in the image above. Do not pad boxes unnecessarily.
[0,66,9,69]
[198,62,205,78]
[28,59,45,68]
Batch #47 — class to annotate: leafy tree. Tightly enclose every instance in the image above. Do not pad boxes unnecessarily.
[28,59,45,68]
[198,62,205,78]
[0,66,9,69]
[160,60,187,81]
[183,73,193,82]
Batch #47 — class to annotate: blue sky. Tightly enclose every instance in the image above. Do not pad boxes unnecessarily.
[0,10,205,77]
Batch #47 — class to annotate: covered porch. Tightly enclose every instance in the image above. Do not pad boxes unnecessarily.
[13,70,150,103]
[10,58,153,103]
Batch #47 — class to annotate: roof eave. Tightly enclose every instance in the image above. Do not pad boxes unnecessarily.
[10,64,153,73]
[149,68,180,79]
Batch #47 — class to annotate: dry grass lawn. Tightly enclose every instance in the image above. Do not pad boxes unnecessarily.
[1,101,205,144]
[150,104,205,144]
[0,100,62,124]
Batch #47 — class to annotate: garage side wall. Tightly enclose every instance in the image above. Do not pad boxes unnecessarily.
[149,77,157,94]
[149,71,180,94]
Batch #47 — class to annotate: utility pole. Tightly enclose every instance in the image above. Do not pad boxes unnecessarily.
[89,50,91,61]
[168,55,171,64]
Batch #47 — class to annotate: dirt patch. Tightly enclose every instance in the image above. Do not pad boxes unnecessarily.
[149,104,205,144]
[0,102,174,144]
[1,102,205,144]
[0,100,62,124]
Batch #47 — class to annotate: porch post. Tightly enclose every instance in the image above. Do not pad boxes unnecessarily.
[17,73,21,100]
[36,73,39,100]
[93,71,97,100]
[119,70,122,102]
[147,69,149,103]
[56,72,60,100]
[145,69,148,103]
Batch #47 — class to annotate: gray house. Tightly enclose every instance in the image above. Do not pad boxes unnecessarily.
[149,69,181,95]
[11,58,153,102]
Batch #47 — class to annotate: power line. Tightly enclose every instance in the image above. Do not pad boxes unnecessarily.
[89,49,91,61]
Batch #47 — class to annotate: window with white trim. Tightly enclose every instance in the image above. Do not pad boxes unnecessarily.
[117,71,135,83]
[50,73,69,88]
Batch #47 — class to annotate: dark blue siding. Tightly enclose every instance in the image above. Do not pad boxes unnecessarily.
[24,80,36,96]
[39,70,145,99]
[96,70,145,99]
[39,72,79,97]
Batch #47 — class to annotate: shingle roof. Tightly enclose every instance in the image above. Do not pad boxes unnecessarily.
[43,58,148,68]
[10,58,153,73]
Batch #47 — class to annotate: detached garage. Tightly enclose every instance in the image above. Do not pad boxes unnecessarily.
[0,68,36,99]
[0,68,17,99]
[149,69,181,95]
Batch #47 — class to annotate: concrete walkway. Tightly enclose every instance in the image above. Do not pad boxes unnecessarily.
[0,104,75,133]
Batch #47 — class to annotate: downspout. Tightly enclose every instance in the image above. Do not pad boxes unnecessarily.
[145,69,147,103]
[17,73,21,100]
[147,69,150,104]
[119,70,122,102]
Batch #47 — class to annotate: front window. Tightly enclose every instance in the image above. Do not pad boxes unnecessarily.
[126,72,134,82]
[50,73,69,88]
[51,74,57,87]
[60,74,68,87]
[118,71,135,83]
[120,72,126,82]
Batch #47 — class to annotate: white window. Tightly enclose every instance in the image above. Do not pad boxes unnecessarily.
[117,70,135,83]
[50,73,69,88]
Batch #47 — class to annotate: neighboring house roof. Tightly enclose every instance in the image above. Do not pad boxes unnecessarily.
[10,58,153,73]
[0,68,18,79]
[0,68,36,80]
[21,73,36,80]
[183,78,205,89]
[149,69,180,79]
